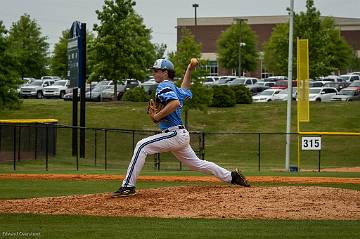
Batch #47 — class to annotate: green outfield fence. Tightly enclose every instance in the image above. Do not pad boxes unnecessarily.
[0,123,359,172]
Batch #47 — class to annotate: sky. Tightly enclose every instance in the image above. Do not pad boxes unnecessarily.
[1,0,359,54]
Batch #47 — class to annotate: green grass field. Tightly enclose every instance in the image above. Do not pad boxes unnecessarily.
[1,214,359,239]
[1,99,360,132]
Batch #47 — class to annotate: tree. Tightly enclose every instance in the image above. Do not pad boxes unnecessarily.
[263,0,352,78]
[7,14,49,79]
[154,43,167,59]
[91,0,155,99]
[169,28,212,128]
[170,28,202,78]
[217,21,258,75]
[50,29,95,79]
[263,24,289,76]
[50,30,70,79]
[0,21,21,110]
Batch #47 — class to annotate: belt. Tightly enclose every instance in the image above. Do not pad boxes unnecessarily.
[163,125,184,133]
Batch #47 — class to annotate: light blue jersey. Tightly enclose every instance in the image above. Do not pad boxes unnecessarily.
[156,80,192,130]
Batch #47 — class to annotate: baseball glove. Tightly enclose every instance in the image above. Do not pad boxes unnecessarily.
[147,99,165,123]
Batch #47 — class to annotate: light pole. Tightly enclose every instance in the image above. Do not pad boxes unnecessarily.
[259,51,264,79]
[193,3,199,42]
[235,18,247,77]
[285,0,294,171]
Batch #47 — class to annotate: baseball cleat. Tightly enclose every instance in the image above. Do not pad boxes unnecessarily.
[111,186,136,198]
[231,169,250,187]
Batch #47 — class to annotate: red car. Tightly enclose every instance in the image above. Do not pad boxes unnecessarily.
[271,80,297,89]
[349,80,360,90]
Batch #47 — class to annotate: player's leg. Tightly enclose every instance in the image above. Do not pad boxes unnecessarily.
[122,131,177,187]
[171,144,232,183]
[172,144,250,187]
[112,131,177,197]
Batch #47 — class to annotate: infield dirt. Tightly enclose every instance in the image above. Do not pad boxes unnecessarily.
[0,174,359,220]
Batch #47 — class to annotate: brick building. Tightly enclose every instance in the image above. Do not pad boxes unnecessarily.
[176,16,360,78]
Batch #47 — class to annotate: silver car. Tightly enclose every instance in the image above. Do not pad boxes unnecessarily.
[20,79,55,99]
[227,77,258,87]
[43,80,70,99]
[309,87,338,102]
[331,87,360,102]
[85,85,112,101]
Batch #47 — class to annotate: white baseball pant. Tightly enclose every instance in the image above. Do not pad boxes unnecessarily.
[122,126,232,187]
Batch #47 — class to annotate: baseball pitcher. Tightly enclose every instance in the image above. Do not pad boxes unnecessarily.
[112,58,249,197]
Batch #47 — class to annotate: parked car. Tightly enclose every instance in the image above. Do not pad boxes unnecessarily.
[348,80,360,90]
[253,81,276,88]
[317,75,345,85]
[272,88,290,101]
[252,89,282,102]
[95,79,141,101]
[323,82,349,91]
[214,76,237,86]
[20,79,55,99]
[227,77,258,87]
[117,79,141,99]
[246,85,270,96]
[203,76,219,86]
[100,85,126,101]
[17,77,35,93]
[264,76,287,82]
[141,79,159,94]
[85,85,113,101]
[330,87,360,102]
[309,81,324,87]
[63,82,98,101]
[308,87,338,102]
[271,80,297,89]
[63,92,74,101]
[41,76,61,80]
[340,74,360,83]
[43,80,70,99]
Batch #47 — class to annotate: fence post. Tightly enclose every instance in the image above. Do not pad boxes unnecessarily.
[154,153,160,170]
[34,126,38,160]
[75,127,79,171]
[258,133,261,172]
[318,150,321,172]
[0,125,2,152]
[94,129,97,166]
[201,132,205,160]
[17,126,21,162]
[104,129,107,170]
[13,126,16,171]
[46,124,49,171]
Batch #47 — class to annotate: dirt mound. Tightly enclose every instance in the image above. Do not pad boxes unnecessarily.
[0,186,359,220]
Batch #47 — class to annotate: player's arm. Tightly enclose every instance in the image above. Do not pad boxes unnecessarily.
[152,99,180,123]
[181,59,198,89]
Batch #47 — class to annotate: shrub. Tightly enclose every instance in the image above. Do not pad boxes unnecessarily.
[121,87,150,102]
[210,85,236,107]
[231,85,252,104]
[183,83,213,112]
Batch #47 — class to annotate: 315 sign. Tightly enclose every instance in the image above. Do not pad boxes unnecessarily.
[301,137,321,150]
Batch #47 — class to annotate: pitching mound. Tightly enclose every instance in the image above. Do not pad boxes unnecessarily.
[0,186,359,220]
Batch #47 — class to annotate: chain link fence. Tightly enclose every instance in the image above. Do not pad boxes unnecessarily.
[0,123,359,172]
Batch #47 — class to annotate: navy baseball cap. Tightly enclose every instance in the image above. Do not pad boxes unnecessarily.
[151,59,174,70]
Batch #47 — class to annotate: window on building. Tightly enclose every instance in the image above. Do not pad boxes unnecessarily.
[204,60,218,76]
